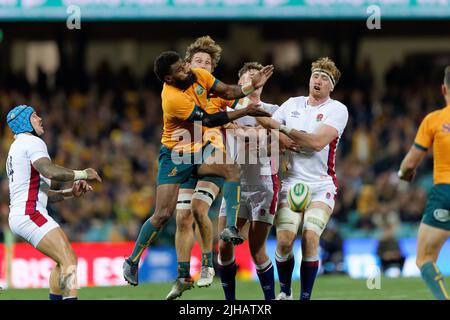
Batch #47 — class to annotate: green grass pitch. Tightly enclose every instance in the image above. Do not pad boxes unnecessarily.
[1,275,448,300]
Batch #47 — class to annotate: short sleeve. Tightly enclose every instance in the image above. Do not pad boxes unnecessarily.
[164,91,196,121]
[261,102,279,115]
[323,104,349,136]
[414,114,434,150]
[27,136,50,163]
[192,68,218,93]
[272,99,292,124]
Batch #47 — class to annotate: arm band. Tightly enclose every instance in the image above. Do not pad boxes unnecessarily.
[62,188,74,199]
[74,170,88,181]
[241,82,255,96]
[202,112,231,128]
[188,105,231,127]
[279,125,293,135]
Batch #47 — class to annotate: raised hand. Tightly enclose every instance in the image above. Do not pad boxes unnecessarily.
[251,65,274,89]
[85,168,102,182]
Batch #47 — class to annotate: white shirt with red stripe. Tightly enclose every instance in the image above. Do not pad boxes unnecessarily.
[272,96,348,188]
[6,134,51,217]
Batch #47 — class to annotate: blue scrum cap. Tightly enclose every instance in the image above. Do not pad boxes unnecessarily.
[6,105,36,135]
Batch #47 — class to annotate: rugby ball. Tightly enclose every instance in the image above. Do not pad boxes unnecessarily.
[287,182,311,212]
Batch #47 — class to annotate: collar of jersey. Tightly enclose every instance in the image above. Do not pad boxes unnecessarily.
[305,97,332,109]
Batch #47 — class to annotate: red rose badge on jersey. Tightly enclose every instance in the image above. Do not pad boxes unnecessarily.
[316,114,323,122]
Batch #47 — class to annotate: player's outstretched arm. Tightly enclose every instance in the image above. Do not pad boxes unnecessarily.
[398,145,427,182]
[212,65,274,100]
[33,157,102,182]
[255,116,280,130]
[47,180,93,203]
[189,103,271,128]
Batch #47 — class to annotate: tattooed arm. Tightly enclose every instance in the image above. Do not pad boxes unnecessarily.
[33,157,76,181]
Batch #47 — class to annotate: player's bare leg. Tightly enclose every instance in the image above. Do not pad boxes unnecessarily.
[197,161,244,245]
[37,228,78,299]
[166,189,197,300]
[300,202,331,300]
[275,204,300,299]
[416,223,450,300]
[192,199,215,287]
[49,265,63,300]
[191,180,220,287]
[248,221,275,300]
[217,217,247,300]
[175,189,195,278]
[125,183,180,286]
[175,189,196,279]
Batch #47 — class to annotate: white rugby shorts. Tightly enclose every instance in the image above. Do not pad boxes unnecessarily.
[279,179,337,211]
[219,175,278,225]
[9,208,60,248]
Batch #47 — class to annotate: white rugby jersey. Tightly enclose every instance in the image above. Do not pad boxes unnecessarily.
[6,134,51,215]
[226,101,278,185]
[272,96,348,188]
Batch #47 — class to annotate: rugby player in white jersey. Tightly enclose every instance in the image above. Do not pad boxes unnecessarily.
[217,62,297,300]
[258,57,348,300]
[5,105,102,300]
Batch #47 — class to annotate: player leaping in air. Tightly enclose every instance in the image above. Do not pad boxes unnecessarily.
[167,36,248,300]
[5,105,102,300]
[122,51,274,287]
[398,66,450,300]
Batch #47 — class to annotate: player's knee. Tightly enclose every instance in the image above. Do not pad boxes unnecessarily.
[302,230,319,255]
[416,247,438,268]
[251,248,268,266]
[276,237,294,256]
[60,249,77,270]
[177,210,194,231]
[191,201,209,221]
[153,207,174,225]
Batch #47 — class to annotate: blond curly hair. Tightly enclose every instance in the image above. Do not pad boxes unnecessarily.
[311,57,341,86]
[185,36,222,72]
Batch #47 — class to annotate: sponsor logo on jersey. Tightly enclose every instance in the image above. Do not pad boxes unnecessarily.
[316,113,324,122]
[442,123,450,133]
[290,111,301,118]
[259,208,266,216]
[326,192,331,199]
[195,85,205,95]
[433,209,450,222]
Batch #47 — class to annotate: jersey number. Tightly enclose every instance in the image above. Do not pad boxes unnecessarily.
[6,155,14,182]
